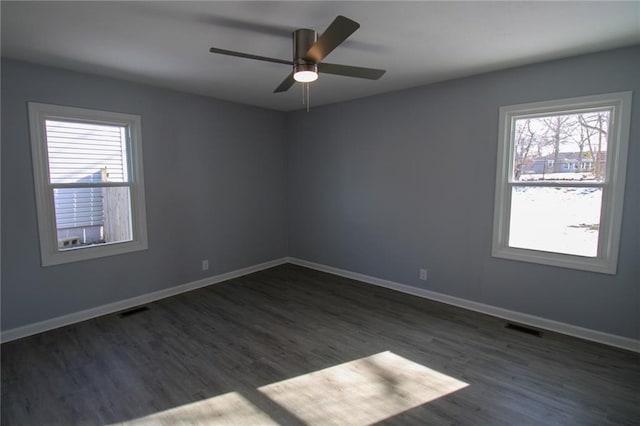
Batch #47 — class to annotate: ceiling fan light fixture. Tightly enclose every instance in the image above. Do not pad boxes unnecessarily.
[293,64,318,83]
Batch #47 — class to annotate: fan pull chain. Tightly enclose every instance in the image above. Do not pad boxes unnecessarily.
[301,83,311,112]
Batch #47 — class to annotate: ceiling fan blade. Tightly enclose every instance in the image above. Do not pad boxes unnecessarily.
[318,63,386,80]
[274,72,296,93]
[304,15,360,63]
[209,47,292,66]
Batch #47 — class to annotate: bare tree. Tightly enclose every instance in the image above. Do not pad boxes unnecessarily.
[513,119,536,180]
[571,123,589,170]
[542,115,577,173]
[578,112,609,179]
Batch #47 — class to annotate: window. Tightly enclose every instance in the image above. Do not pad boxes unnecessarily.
[492,92,632,274]
[29,103,148,266]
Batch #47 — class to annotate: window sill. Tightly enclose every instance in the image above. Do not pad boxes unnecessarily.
[491,245,616,274]
[42,240,148,267]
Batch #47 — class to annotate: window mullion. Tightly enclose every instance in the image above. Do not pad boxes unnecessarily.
[510,181,606,189]
[50,182,133,189]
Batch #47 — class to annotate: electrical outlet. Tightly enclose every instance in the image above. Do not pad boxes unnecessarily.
[419,268,428,281]
[202,259,209,271]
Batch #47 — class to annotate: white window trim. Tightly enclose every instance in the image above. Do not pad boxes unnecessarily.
[492,92,632,274]
[29,102,148,266]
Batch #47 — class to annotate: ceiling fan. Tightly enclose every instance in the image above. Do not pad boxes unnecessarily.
[209,15,386,93]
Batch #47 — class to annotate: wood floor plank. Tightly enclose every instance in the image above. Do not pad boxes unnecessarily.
[2,264,639,425]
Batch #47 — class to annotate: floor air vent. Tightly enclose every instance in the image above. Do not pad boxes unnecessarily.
[118,306,149,318]
[506,322,543,337]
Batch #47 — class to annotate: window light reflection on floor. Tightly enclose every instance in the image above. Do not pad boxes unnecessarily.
[258,351,469,425]
[119,351,468,425]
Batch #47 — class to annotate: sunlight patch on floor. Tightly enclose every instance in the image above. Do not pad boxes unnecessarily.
[118,351,467,425]
[120,391,278,425]
[258,350,468,425]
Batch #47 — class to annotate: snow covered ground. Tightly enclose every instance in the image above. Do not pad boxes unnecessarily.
[509,186,601,257]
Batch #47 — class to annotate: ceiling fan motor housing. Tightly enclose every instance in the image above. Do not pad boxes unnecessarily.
[293,28,318,74]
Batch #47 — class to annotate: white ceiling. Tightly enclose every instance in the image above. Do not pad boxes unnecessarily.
[2,1,639,111]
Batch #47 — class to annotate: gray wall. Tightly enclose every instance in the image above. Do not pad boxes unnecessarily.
[2,46,638,341]
[1,59,287,331]
[287,46,639,340]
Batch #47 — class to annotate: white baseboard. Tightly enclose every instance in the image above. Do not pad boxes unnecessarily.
[1,257,288,344]
[287,257,640,353]
[4,256,638,353]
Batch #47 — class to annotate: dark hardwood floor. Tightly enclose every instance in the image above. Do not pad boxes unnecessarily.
[2,264,639,425]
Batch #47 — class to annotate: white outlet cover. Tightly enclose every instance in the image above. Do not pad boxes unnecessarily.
[419,269,428,280]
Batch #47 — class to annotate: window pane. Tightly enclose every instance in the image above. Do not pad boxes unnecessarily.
[508,187,602,257]
[512,111,609,183]
[54,186,104,229]
[45,120,128,184]
[54,186,132,250]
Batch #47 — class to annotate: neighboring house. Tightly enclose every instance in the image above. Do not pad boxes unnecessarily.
[521,152,606,175]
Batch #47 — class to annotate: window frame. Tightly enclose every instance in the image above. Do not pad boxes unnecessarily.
[492,92,632,274]
[28,102,148,266]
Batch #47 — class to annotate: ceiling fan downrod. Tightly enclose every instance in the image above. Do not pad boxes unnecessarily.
[294,30,317,112]
[302,82,311,112]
